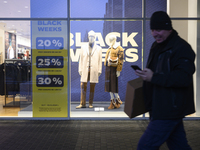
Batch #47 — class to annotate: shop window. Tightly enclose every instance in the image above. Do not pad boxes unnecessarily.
[70,20,142,117]
[145,0,167,18]
[0,21,31,116]
[31,0,67,18]
[0,0,30,18]
[70,0,142,18]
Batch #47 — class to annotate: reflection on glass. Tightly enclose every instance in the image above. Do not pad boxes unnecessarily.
[0,21,31,117]
[70,21,142,114]
[0,0,30,18]
[71,0,142,18]
[145,0,166,18]
[31,0,67,18]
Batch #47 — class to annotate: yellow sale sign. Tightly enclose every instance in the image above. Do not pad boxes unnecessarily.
[31,21,68,117]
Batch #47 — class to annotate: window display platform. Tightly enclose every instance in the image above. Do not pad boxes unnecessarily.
[18,104,33,117]
[17,102,200,118]
[18,102,134,118]
[71,102,129,118]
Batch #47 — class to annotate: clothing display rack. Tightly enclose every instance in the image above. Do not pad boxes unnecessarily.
[3,59,31,107]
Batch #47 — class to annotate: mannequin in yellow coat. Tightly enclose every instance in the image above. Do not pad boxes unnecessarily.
[104,35,124,109]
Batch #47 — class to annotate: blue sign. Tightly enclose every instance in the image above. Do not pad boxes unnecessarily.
[36,56,64,68]
[36,37,64,49]
[36,75,64,87]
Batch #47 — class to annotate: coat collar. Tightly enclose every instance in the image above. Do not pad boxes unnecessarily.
[87,42,97,55]
[109,42,120,49]
[146,30,178,67]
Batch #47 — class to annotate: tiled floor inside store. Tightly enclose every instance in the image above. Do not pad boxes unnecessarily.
[0,96,20,116]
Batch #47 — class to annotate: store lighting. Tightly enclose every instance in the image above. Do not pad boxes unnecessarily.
[25,6,28,9]
[18,11,21,13]
[3,1,7,3]
[8,30,15,33]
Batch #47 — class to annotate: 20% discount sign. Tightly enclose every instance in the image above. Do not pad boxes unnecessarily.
[36,37,64,49]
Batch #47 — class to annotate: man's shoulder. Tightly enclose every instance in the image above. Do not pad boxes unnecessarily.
[169,34,191,50]
[172,35,195,57]
[175,35,188,44]
[171,32,190,47]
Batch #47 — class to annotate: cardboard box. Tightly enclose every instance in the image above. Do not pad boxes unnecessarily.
[124,78,147,118]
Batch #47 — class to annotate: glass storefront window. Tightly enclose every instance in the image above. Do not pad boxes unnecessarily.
[0,0,68,18]
[145,0,167,18]
[31,20,68,117]
[0,0,199,118]
[70,0,142,18]
[70,20,142,117]
[31,0,68,18]
[0,0,30,18]
[0,21,31,116]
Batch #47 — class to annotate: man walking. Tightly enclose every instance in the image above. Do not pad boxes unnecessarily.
[135,11,195,150]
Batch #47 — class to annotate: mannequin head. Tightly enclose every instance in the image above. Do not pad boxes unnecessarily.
[109,35,117,47]
[88,30,96,44]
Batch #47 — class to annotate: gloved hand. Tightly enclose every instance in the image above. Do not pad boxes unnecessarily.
[98,73,101,77]
[79,71,82,76]
[116,71,120,77]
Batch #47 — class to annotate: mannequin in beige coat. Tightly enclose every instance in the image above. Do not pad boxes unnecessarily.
[76,30,102,108]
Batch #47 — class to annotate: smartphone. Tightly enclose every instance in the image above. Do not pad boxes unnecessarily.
[131,65,141,70]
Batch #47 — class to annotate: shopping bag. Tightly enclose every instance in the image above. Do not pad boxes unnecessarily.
[124,78,147,118]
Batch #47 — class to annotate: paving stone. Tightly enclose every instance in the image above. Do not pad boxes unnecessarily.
[0,120,199,149]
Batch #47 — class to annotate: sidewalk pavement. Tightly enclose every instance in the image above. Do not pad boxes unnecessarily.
[0,120,199,150]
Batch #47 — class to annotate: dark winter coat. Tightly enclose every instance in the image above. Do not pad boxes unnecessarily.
[144,30,196,120]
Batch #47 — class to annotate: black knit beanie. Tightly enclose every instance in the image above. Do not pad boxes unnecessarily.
[150,11,172,30]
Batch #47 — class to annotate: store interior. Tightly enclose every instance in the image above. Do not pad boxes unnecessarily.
[0,0,31,117]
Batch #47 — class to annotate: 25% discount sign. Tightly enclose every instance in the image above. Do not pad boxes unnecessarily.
[36,75,64,87]
[36,56,63,68]
[36,37,64,49]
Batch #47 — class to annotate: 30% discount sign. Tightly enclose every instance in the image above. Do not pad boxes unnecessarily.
[36,37,64,49]
[36,75,64,87]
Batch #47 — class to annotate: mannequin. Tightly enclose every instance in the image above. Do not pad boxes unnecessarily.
[104,35,124,109]
[7,46,14,59]
[76,30,102,108]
